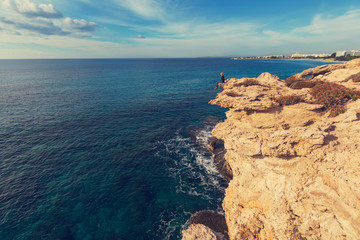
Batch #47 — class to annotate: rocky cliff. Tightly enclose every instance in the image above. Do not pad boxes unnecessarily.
[182,59,360,240]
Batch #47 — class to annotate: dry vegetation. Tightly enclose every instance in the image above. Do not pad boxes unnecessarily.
[285,76,323,89]
[274,95,304,106]
[310,83,360,117]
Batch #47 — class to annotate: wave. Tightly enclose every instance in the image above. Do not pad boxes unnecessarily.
[161,131,224,196]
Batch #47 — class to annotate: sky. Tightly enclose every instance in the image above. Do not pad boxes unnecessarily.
[0,0,360,58]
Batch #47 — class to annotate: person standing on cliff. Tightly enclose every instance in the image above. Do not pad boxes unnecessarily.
[214,72,225,89]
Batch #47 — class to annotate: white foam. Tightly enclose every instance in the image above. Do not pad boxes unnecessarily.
[154,127,225,200]
[153,127,227,238]
[156,209,193,240]
[156,212,177,240]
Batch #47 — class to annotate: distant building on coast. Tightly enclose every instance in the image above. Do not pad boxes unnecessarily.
[263,55,285,59]
[232,55,288,60]
[348,50,360,57]
[336,50,360,58]
[336,51,347,57]
[291,53,332,58]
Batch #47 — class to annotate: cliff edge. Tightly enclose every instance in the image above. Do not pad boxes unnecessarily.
[183,59,360,240]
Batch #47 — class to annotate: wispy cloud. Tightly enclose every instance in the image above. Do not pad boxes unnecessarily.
[0,16,66,35]
[1,0,360,58]
[256,9,360,54]
[115,0,165,20]
[293,9,360,36]
[96,1,259,41]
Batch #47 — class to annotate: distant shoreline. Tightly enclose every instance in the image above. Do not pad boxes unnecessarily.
[232,58,344,63]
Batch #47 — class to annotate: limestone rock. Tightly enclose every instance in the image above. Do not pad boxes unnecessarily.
[345,58,360,68]
[182,224,227,240]
[287,59,360,91]
[186,210,229,238]
[209,72,307,112]
[289,63,346,81]
[207,58,360,240]
[209,138,233,182]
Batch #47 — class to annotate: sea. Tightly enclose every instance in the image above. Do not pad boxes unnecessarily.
[0,58,330,240]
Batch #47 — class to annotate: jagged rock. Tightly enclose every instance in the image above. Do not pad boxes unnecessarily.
[289,64,346,81]
[288,58,360,90]
[208,138,224,153]
[206,59,360,240]
[209,72,310,112]
[186,210,229,239]
[344,72,360,82]
[209,138,233,182]
[288,80,321,89]
[182,224,227,240]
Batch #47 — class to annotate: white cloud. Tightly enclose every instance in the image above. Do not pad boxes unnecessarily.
[0,0,98,37]
[0,16,66,35]
[3,0,63,18]
[62,17,98,32]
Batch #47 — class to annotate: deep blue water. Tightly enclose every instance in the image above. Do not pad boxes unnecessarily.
[0,58,329,240]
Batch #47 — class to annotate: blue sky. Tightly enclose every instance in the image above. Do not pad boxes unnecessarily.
[0,0,360,58]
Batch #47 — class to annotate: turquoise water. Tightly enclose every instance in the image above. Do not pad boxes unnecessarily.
[0,58,329,240]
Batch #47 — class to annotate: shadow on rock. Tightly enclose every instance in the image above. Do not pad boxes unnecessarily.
[186,210,229,240]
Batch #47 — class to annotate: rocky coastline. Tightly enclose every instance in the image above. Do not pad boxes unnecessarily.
[182,59,360,239]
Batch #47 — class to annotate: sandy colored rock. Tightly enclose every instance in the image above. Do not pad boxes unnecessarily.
[208,59,360,240]
[288,58,360,90]
[209,72,309,112]
[182,224,226,240]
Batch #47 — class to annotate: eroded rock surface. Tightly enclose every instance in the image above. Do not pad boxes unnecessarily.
[182,224,227,240]
[184,59,360,240]
[185,210,229,239]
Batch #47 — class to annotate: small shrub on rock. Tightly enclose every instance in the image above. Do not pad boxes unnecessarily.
[310,82,360,117]
[285,76,299,87]
[289,80,323,89]
[274,95,303,106]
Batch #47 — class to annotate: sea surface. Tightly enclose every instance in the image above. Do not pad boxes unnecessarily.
[0,58,330,240]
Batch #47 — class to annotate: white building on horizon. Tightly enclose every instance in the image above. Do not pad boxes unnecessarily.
[335,50,360,57]
[291,53,332,58]
[336,51,347,57]
[348,50,360,57]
